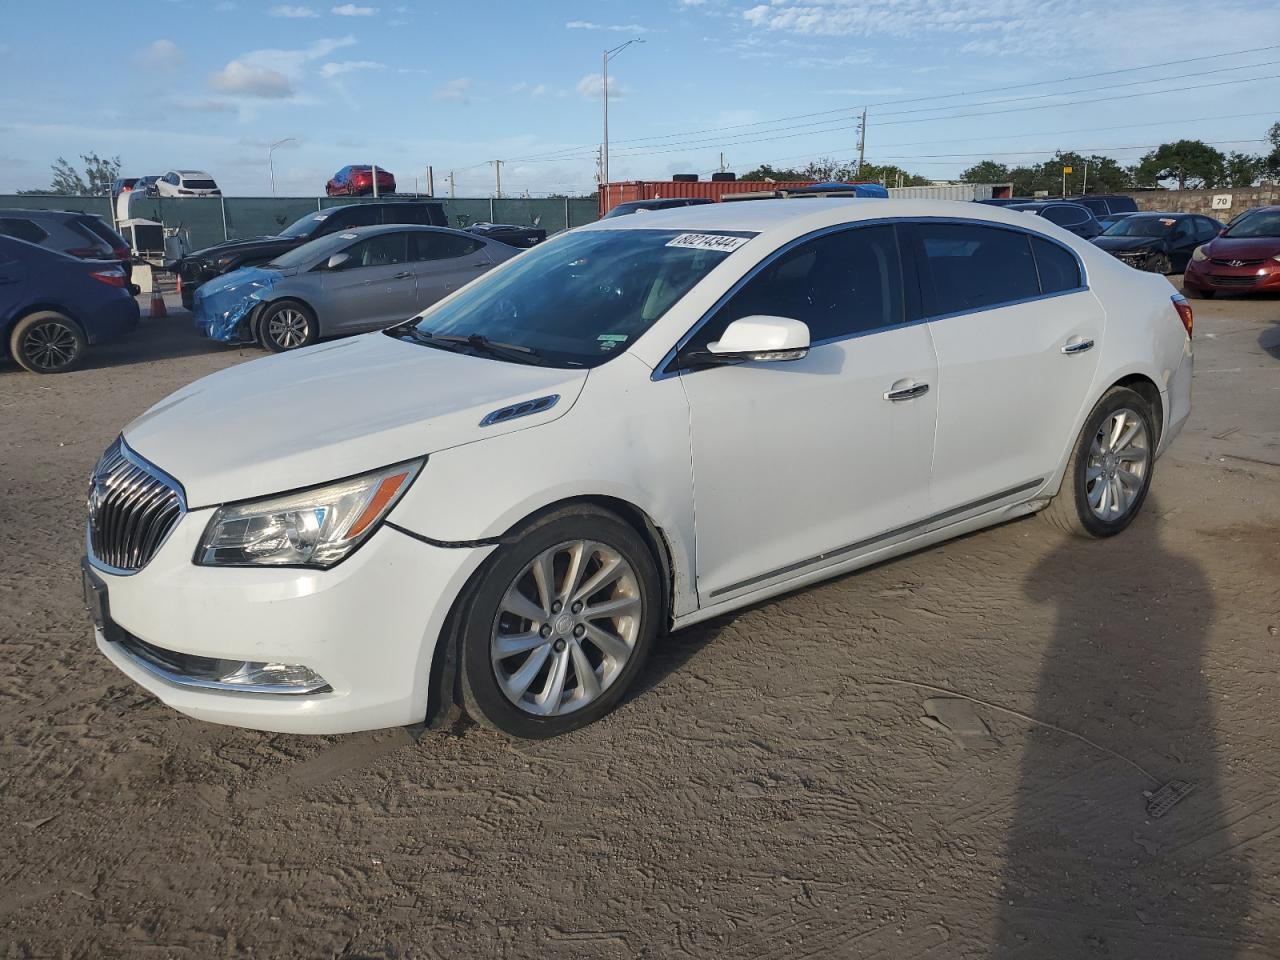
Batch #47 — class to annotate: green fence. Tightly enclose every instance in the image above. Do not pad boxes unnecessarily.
[0,194,599,251]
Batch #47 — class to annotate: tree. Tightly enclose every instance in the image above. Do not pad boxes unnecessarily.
[1265,121,1280,180]
[1135,140,1225,190]
[21,152,122,196]
[960,160,1011,184]
[1223,151,1264,187]
[740,163,806,182]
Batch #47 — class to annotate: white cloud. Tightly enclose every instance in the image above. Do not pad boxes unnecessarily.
[565,20,649,32]
[320,59,384,77]
[136,39,183,70]
[332,3,378,14]
[270,4,318,16]
[210,61,294,98]
[433,77,473,102]
[577,73,626,100]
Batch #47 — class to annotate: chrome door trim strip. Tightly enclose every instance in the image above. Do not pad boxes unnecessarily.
[706,478,1044,600]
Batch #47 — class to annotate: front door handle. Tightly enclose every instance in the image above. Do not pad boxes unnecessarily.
[1061,338,1095,355]
[391,271,412,279]
[884,381,930,402]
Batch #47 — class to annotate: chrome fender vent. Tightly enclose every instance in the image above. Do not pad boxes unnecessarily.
[479,394,560,427]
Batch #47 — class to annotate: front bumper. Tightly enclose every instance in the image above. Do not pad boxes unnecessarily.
[1183,259,1280,292]
[89,509,492,734]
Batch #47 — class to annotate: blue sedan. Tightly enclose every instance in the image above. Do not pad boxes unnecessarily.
[1,235,140,373]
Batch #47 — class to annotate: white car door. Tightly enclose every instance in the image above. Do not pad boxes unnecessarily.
[673,224,939,605]
[908,221,1104,519]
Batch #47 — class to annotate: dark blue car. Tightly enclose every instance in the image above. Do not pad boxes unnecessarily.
[1,235,140,373]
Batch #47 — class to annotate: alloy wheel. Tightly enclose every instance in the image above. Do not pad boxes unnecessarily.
[22,321,79,371]
[267,308,310,349]
[491,540,642,717]
[1085,407,1150,521]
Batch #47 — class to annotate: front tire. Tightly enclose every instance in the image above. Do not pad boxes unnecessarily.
[258,300,317,352]
[9,311,87,373]
[457,507,661,739]
[1042,386,1155,538]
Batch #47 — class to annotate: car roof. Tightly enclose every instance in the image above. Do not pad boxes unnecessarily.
[580,197,1076,238]
[322,224,472,237]
[177,169,213,177]
[0,208,93,220]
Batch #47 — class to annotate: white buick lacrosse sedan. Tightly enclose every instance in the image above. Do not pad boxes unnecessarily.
[84,199,1193,739]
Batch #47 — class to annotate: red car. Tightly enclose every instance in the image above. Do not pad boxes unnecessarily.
[325,165,397,196]
[1183,205,1280,298]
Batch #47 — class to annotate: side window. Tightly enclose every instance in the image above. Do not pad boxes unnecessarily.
[411,231,483,261]
[1031,237,1081,294]
[1042,205,1087,227]
[1196,218,1221,242]
[915,222,1039,315]
[682,225,905,357]
[0,218,49,244]
[343,204,380,228]
[340,232,408,268]
[1079,198,1108,217]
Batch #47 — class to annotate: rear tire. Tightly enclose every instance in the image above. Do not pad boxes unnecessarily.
[9,311,87,373]
[258,300,317,352]
[1041,386,1155,538]
[456,506,661,739]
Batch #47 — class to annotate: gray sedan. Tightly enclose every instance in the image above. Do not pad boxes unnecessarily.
[193,225,518,352]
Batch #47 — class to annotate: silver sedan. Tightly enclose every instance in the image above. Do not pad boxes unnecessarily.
[193,224,518,352]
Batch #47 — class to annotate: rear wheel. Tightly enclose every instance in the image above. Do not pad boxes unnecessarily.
[1041,386,1155,538]
[9,311,87,373]
[258,300,317,352]
[457,507,660,739]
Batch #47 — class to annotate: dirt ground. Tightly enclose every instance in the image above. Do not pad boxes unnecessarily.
[1,287,1278,959]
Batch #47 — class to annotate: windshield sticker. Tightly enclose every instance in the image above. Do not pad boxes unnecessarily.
[666,233,751,253]
[598,333,628,351]
[313,214,328,220]
[340,233,359,239]
[1160,218,1176,225]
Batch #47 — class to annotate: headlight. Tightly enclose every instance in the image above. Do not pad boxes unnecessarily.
[1191,246,1208,263]
[196,459,423,568]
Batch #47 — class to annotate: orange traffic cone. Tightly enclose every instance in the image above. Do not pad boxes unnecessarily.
[149,287,167,318]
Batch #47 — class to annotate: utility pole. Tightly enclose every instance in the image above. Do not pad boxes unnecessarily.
[601,38,644,213]
[372,163,379,198]
[268,137,295,198]
[1081,161,1089,196]
[855,108,867,179]
[448,170,455,198]
[491,159,503,199]
[718,151,726,174]
[426,165,434,197]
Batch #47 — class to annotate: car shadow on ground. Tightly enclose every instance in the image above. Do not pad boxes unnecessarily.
[992,500,1249,957]
[1261,321,1280,360]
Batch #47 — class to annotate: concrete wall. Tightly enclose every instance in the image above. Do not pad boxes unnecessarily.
[1128,183,1280,219]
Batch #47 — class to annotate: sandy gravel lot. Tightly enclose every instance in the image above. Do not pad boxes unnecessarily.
[1,288,1278,959]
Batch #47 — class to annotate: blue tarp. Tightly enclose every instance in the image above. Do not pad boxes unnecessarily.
[796,182,891,198]
[193,266,282,342]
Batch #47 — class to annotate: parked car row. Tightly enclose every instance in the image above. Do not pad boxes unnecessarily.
[0,208,135,283]
[113,171,220,200]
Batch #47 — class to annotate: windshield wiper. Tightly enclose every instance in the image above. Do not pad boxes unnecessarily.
[431,333,546,366]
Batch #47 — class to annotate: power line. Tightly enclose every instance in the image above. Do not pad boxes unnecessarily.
[502,42,1280,163]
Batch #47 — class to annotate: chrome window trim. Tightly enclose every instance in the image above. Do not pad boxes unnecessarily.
[86,437,188,577]
[652,216,1089,381]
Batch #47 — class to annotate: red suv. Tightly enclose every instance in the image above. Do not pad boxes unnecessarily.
[1183,205,1280,298]
[325,165,397,196]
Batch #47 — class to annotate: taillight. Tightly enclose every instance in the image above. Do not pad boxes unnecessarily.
[1171,294,1193,339]
[90,269,127,288]
[112,245,130,260]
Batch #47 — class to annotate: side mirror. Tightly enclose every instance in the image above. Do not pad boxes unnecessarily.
[326,252,351,270]
[706,315,810,362]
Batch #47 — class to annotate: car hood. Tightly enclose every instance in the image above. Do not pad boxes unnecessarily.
[123,332,588,507]
[1092,235,1162,252]
[187,236,301,261]
[1203,236,1280,259]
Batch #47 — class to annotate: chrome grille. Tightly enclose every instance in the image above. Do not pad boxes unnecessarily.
[87,439,185,573]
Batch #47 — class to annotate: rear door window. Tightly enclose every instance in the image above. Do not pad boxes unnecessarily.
[1030,237,1081,294]
[0,218,49,244]
[913,222,1040,315]
[411,232,483,261]
[341,232,409,268]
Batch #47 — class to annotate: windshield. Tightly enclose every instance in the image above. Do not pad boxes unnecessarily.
[1224,211,1280,238]
[1103,217,1178,238]
[279,212,329,239]
[267,232,353,269]
[404,227,753,367]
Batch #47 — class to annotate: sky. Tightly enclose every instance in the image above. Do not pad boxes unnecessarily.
[1,0,1279,197]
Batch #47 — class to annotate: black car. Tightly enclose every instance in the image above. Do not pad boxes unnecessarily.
[175,200,448,308]
[1096,211,1137,231]
[1008,202,1105,239]
[1090,212,1223,274]
[465,222,547,248]
[601,197,715,219]
[1067,194,1139,218]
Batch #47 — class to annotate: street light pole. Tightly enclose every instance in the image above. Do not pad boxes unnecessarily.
[268,137,295,197]
[601,37,644,213]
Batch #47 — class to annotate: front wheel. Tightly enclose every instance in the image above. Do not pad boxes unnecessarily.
[1148,252,1173,275]
[9,311,87,373]
[457,507,661,739]
[258,300,317,352]
[1041,386,1156,538]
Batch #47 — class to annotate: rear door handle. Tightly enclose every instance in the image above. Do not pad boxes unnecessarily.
[1061,338,1095,355]
[884,381,929,402]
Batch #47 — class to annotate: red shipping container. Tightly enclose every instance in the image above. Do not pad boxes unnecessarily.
[599,180,823,217]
